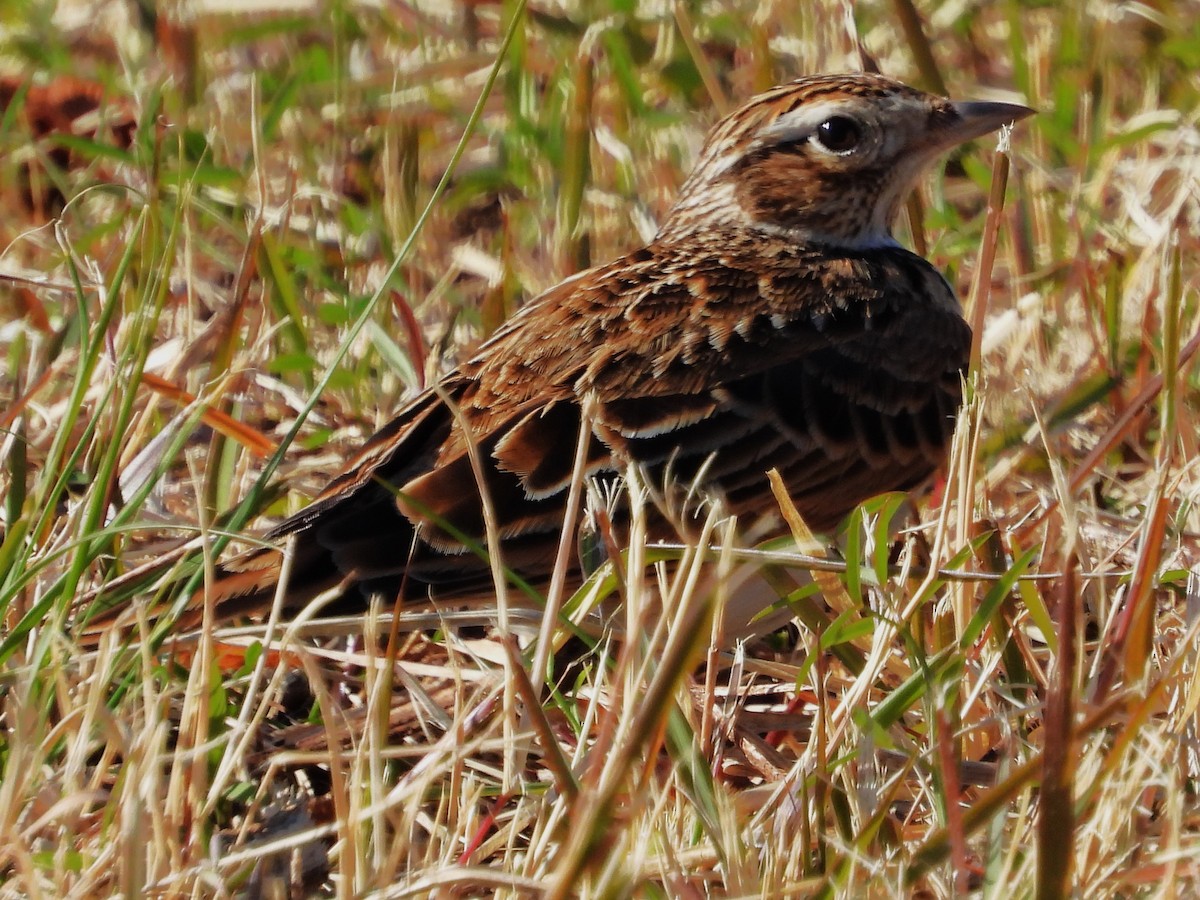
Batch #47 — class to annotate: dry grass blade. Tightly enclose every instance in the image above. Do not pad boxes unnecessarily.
[1037,556,1079,898]
[967,126,1016,375]
[140,372,279,458]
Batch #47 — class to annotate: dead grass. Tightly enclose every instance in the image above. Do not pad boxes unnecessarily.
[2,0,1200,896]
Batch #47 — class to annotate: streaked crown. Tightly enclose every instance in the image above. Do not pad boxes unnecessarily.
[657,73,1032,248]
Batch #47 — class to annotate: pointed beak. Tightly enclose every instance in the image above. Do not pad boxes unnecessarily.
[939,99,1035,148]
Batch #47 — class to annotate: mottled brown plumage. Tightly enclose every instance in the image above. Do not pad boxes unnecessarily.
[106,73,1032,628]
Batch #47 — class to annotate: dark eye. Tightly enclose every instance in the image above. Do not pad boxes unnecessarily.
[814,116,861,154]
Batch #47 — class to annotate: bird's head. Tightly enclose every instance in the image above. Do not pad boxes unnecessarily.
[659,73,1033,248]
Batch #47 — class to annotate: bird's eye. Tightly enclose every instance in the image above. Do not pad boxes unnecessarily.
[814,116,862,154]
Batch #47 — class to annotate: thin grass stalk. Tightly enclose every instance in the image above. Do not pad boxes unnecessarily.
[952,381,985,638]
[936,704,970,892]
[202,83,266,521]
[117,681,153,893]
[1036,554,1079,899]
[889,0,947,95]
[621,475,651,730]
[531,393,596,695]
[504,632,578,802]
[175,456,216,872]
[700,517,737,758]
[67,184,183,588]
[0,675,41,883]
[673,1,730,116]
[967,126,1016,375]
[1120,239,1183,684]
[557,48,593,274]
[429,381,517,793]
[814,614,829,876]
[1,390,30,630]
[361,600,389,878]
[649,533,725,824]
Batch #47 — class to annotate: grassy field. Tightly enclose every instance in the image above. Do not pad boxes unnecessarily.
[2,0,1200,895]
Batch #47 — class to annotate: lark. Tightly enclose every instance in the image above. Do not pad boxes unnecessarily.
[105,73,1032,628]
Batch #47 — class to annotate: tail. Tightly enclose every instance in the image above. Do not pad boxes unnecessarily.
[75,539,347,645]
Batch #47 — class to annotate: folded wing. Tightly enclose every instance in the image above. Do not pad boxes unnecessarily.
[211,232,969,613]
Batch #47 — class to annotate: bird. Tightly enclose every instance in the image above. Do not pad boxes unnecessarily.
[94,73,1032,634]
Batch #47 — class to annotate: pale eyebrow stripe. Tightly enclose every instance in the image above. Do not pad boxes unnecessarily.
[697,99,847,180]
[757,100,848,146]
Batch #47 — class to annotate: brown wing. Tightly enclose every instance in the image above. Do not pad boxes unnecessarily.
[578,240,969,532]
[209,231,968,613]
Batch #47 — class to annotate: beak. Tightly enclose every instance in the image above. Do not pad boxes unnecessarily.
[941,99,1035,147]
